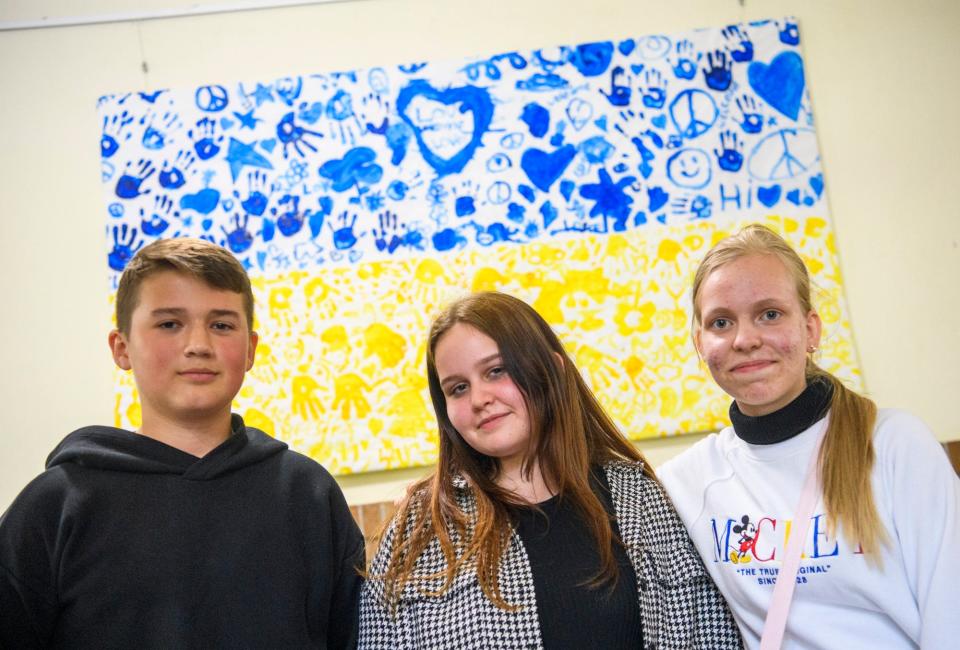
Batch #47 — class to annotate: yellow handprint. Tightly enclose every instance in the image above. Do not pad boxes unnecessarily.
[267,286,297,332]
[291,375,324,420]
[570,343,620,392]
[363,323,406,369]
[386,387,434,440]
[248,341,281,383]
[332,373,372,419]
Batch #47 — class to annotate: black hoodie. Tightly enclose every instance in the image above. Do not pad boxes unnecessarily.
[0,415,363,649]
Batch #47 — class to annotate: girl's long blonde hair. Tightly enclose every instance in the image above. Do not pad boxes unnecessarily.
[691,224,886,557]
[375,291,652,611]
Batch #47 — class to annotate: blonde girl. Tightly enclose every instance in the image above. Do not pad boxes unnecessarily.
[659,224,960,648]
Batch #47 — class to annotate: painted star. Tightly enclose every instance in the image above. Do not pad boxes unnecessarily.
[252,83,274,106]
[225,137,273,182]
[233,109,261,130]
[579,168,636,223]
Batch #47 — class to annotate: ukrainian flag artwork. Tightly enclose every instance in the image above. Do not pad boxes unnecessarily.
[98,18,860,474]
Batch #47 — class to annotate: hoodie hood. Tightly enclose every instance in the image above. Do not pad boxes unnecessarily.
[46,414,287,480]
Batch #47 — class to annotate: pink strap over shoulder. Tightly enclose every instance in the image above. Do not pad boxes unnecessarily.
[759,419,827,650]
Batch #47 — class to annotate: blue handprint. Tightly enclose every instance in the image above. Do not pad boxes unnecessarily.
[702,50,733,92]
[101,111,133,159]
[373,210,403,254]
[140,110,181,150]
[324,90,363,145]
[189,118,222,160]
[222,213,254,253]
[115,159,155,199]
[641,69,667,109]
[599,66,632,107]
[714,131,744,172]
[359,93,391,135]
[108,224,144,271]
[735,95,764,134]
[722,25,754,62]
[158,150,195,190]
[670,39,700,80]
[330,211,359,250]
[277,112,324,158]
[235,170,271,216]
[777,19,800,46]
[274,194,308,237]
[140,194,178,236]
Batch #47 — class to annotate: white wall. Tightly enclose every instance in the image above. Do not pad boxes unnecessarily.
[1,0,958,510]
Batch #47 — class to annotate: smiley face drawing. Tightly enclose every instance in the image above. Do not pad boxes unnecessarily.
[667,148,712,189]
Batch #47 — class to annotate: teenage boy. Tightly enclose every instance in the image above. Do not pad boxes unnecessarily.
[0,238,364,648]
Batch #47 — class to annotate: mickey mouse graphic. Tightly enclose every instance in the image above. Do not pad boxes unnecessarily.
[730,514,757,564]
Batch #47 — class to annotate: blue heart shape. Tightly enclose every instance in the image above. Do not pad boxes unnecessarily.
[397,80,494,176]
[260,138,277,152]
[786,188,802,206]
[521,145,577,192]
[757,184,782,207]
[220,117,234,130]
[651,114,667,129]
[748,51,805,120]
[647,186,669,212]
[618,39,636,56]
[630,63,644,75]
[809,173,824,197]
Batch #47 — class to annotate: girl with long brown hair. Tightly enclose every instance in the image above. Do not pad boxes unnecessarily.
[659,224,960,648]
[359,291,740,648]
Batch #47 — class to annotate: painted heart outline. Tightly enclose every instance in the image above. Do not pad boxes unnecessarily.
[397,80,494,176]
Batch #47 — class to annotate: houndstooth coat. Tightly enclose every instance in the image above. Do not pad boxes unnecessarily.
[359,461,742,649]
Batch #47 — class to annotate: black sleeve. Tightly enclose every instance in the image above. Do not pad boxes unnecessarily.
[0,480,62,649]
[325,483,365,650]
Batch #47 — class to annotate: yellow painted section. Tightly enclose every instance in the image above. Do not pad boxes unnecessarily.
[112,216,860,474]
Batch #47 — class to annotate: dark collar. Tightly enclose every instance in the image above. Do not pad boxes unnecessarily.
[729,378,833,445]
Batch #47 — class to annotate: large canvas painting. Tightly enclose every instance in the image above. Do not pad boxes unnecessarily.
[97,17,860,474]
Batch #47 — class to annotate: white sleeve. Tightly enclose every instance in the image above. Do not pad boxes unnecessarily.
[877,410,960,648]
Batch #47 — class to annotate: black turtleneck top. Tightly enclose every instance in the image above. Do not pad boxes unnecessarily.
[729,378,833,444]
[508,471,643,649]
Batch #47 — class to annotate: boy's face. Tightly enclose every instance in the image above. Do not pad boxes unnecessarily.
[109,270,258,431]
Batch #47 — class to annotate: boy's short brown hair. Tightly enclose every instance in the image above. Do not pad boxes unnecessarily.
[115,238,254,334]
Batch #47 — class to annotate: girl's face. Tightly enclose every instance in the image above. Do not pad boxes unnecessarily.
[695,253,821,417]
[433,323,531,472]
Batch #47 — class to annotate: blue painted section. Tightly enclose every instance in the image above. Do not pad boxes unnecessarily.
[97,17,823,277]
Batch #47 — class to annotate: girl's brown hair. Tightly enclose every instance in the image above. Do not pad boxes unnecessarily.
[691,224,886,557]
[377,291,652,610]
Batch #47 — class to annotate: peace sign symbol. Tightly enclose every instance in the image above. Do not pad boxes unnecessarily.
[747,128,819,181]
[669,89,718,140]
[195,85,229,112]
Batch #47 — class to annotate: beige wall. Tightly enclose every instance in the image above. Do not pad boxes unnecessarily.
[1,0,958,511]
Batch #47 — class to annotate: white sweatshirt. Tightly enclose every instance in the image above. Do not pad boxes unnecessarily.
[659,409,960,649]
